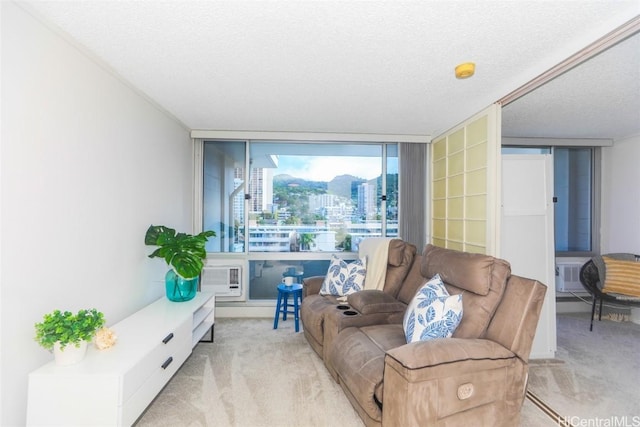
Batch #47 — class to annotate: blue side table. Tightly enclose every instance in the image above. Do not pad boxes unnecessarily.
[273,283,303,332]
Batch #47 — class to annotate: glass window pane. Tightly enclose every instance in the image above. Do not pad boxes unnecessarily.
[248,259,335,299]
[247,142,387,253]
[554,147,592,252]
[203,140,246,253]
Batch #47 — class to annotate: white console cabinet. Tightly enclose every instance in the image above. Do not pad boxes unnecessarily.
[26,292,215,426]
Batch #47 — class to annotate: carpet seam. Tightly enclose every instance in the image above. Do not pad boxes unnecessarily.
[526,389,574,427]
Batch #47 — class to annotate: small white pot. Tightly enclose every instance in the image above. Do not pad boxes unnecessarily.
[53,341,88,366]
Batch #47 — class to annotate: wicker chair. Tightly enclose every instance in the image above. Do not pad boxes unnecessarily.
[579,253,640,331]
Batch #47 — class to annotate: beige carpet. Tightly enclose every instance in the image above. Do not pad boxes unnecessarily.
[136,314,637,426]
[136,318,363,427]
[527,312,640,424]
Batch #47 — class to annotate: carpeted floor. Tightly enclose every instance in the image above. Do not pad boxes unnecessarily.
[526,312,640,425]
[136,313,639,427]
[136,318,363,427]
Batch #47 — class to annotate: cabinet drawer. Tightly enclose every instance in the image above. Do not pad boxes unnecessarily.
[121,342,191,426]
[122,319,191,403]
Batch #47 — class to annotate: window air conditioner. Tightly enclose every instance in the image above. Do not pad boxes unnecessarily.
[556,262,585,293]
[201,266,242,297]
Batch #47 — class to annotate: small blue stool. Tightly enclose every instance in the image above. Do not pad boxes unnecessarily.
[273,283,303,332]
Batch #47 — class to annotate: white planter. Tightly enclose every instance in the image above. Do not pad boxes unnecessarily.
[53,341,88,366]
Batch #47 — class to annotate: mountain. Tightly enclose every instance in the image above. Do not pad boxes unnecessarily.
[328,174,365,199]
[273,174,327,191]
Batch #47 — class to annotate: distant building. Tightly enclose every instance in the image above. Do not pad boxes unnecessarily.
[245,222,398,252]
[358,182,377,219]
[248,168,273,213]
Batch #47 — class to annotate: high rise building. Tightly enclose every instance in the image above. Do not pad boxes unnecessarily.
[358,181,378,219]
[248,167,274,213]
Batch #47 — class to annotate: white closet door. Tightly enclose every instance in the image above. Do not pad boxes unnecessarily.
[501,154,556,359]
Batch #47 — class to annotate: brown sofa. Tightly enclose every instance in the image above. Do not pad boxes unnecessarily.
[304,244,547,427]
[300,239,417,365]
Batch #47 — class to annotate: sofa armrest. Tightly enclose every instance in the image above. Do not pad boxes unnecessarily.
[347,290,407,315]
[382,339,526,426]
[302,276,324,297]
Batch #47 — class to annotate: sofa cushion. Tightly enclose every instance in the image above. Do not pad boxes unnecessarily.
[601,256,640,297]
[422,244,500,296]
[418,245,510,339]
[592,253,637,290]
[387,238,406,267]
[403,274,463,343]
[382,241,417,299]
[397,254,427,305]
[320,255,367,296]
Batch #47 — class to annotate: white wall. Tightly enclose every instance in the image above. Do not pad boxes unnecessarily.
[1,3,193,425]
[601,134,640,254]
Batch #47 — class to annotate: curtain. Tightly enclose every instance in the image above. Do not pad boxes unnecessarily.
[398,143,427,254]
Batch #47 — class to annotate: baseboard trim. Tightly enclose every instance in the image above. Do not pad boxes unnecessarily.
[216,305,275,318]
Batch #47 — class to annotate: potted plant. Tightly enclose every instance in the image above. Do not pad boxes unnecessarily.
[34,308,105,366]
[144,225,216,302]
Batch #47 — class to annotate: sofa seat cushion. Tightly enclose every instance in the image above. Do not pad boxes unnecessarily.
[330,325,406,422]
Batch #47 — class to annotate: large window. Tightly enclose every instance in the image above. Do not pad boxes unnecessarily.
[502,146,599,255]
[201,140,399,300]
[202,141,398,254]
[554,147,597,254]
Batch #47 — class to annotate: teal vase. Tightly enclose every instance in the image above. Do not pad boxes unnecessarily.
[165,270,198,302]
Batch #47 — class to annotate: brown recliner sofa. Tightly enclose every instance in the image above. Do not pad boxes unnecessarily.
[322,244,547,427]
[300,239,417,364]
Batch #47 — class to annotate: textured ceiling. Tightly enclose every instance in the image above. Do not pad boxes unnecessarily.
[22,1,640,139]
[503,32,640,140]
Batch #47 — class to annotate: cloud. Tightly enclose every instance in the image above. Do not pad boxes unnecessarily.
[278,156,382,181]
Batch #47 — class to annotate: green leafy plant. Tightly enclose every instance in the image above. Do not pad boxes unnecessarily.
[35,309,105,351]
[300,232,315,251]
[144,225,216,279]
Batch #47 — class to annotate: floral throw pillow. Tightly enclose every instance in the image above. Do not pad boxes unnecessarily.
[403,274,463,343]
[319,255,367,296]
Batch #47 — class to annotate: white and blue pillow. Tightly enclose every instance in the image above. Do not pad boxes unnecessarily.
[403,274,463,343]
[320,255,367,296]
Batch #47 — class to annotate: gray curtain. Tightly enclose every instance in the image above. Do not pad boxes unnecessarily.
[398,143,427,254]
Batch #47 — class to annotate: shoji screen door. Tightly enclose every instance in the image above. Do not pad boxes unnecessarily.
[430,105,501,256]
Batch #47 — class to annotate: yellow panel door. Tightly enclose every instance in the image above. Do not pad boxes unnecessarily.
[430,104,501,256]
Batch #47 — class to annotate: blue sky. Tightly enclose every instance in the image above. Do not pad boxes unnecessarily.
[277,156,397,182]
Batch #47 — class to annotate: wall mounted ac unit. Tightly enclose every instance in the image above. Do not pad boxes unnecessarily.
[556,262,585,293]
[201,266,242,298]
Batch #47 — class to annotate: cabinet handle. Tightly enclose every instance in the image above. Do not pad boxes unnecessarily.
[162,333,174,344]
[161,357,173,370]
